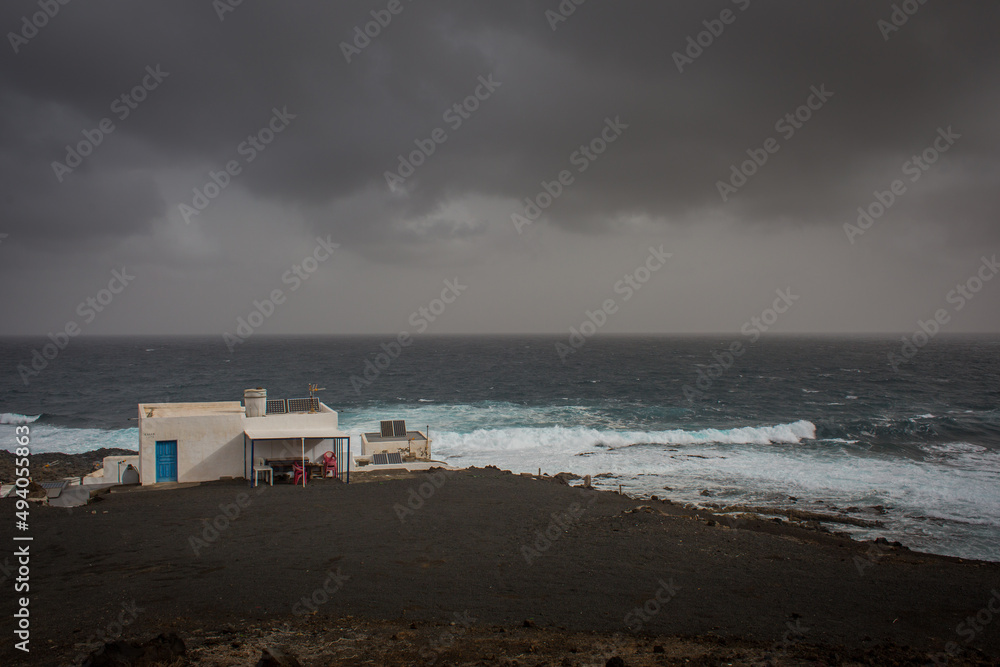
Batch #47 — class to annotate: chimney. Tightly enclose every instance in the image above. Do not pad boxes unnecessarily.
[244,388,267,418]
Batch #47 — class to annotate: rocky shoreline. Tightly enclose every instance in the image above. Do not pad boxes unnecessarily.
[0,448,137,485]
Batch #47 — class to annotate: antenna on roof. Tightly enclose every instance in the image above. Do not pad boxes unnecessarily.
[308,383,326,413]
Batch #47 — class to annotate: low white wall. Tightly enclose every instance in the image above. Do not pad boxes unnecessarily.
[362,434,429,459]
[81,471,106,486]
[102,455,141,484]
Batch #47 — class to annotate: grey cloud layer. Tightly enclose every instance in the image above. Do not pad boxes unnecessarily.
[0,0,1000,342]
[1,1,998,249]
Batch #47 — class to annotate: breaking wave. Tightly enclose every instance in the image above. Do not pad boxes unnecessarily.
[0,412,41,425]
[433,420,817,453]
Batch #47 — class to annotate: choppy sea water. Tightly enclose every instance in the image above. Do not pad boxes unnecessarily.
[1,336,998,562]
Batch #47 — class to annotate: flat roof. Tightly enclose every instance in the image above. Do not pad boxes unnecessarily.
[244,424,349,440]
[139,401,339,419]
[244,407,345,440]
[362,430,428,443]
[139,402,244,418]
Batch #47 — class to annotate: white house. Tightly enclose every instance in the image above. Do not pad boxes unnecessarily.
[137,389,350,485]
[359,419,431,463]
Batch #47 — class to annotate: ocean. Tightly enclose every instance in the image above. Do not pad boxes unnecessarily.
[2,335,998,562]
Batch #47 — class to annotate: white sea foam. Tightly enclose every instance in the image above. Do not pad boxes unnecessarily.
[0,413,41,425]
[0,423,138,454]
[431,420,817,454]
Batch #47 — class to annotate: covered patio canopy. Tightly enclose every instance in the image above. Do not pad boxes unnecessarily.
[243,423,350,486]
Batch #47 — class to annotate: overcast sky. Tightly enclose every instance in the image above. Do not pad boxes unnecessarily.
[1,0,998,336]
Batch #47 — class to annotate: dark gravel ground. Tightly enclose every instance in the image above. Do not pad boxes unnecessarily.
[1,466,998,666]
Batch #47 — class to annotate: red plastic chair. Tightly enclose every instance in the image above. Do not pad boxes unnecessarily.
[292,462,306,486]
[322,451,338,478]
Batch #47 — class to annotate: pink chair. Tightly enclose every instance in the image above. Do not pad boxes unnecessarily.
[322,451,338,478]
[292,462,306,486]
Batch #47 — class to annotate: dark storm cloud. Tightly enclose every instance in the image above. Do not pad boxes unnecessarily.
[1,0,998,248]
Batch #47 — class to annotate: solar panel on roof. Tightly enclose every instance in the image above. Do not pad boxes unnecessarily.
[287,398,317,413]
[372,452,389,465]
[380,421,394,437]
[41,480,68,499]
[392,420,407,437]
[385,452,403,465]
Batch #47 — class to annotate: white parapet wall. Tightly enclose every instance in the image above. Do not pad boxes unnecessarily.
[81,470,105,485]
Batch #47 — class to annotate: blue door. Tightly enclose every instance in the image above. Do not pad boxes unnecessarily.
[155,440,178,482]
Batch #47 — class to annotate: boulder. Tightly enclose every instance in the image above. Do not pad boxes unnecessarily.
[83,632,185,666]
[256,646,303,667]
